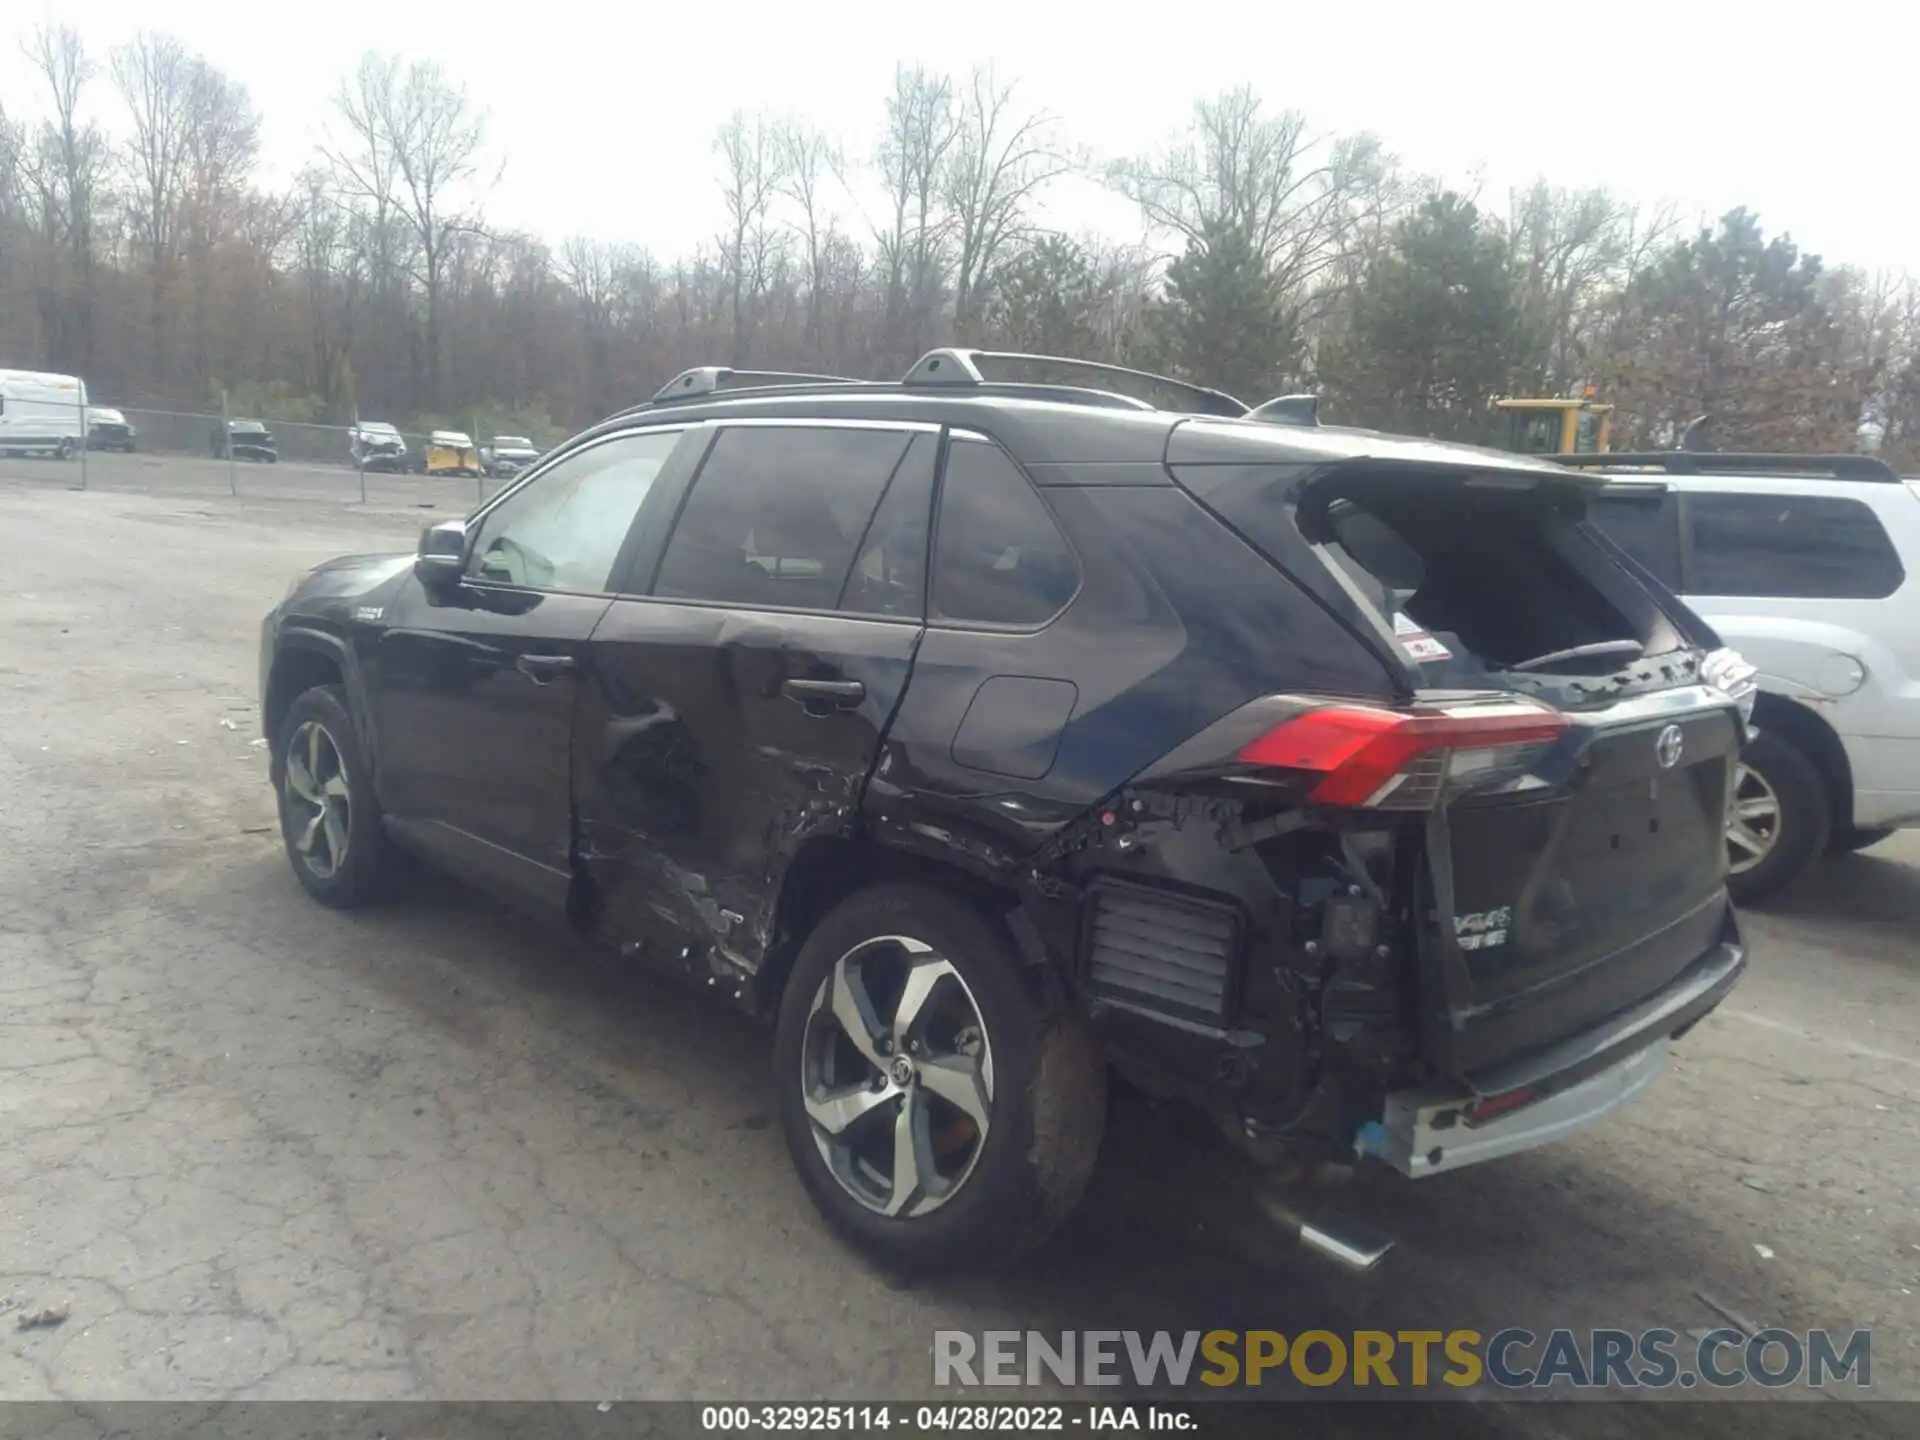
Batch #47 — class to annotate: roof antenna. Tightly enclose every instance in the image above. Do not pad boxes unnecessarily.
[1679,415,1715,452]
[1247,394,1320,427]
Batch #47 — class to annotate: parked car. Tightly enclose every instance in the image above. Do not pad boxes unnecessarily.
[86,405,137,452]
[348,421,408,472]
[481,435,540,479]
[1572,450,1920,903]
[212,419,278,462]
[419,430,479,477]
[259,350,1754,1272]
[0,368,88,459]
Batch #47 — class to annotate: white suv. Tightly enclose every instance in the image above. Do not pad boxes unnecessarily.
[1573,452,1920,903]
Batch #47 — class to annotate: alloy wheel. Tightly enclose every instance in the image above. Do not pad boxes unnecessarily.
[799,936,995,1219]
[1727,761,1782,875]
[284,720,352,880]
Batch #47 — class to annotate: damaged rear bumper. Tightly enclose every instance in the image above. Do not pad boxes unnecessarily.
[1367,923,1745,1177]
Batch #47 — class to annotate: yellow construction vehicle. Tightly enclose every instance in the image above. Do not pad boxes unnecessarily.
[1495,388,1613,456]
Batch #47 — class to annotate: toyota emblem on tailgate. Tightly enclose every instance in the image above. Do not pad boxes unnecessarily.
[1655,724,1685,769]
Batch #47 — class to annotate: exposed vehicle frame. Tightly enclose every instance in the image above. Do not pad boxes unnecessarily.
[349,421,409,473]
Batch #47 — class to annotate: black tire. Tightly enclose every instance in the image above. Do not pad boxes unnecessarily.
[56,437,75,460]
[1833,827,1895,855]
[773,882,1106,1273]
[1727,730,1831,906]
[273,683,398,909]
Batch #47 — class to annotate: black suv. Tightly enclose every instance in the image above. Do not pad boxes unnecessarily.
[213,419,279,462]
[260,350,1753,1271]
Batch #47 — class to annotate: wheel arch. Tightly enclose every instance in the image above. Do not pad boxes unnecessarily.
[265,629,379,786]
[752,833,1060,1018]
[1751,690,1854,833]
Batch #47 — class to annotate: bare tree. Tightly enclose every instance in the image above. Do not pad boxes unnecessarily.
[1505,182,1659,393]
[774,119,842,353]
[560,234,626,410]
[21,23,107,375]
[111,32,195,372]
[174,57,259,389]
[715,110,786,367]
[874,65,957,363]
[1110,87,1392,304]
[942,68,1071,335]
[289,164,358,408]
[384,61,487,409]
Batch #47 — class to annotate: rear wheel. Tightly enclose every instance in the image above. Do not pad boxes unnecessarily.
[773,883,1105,1273]
[1726,730,1830,905]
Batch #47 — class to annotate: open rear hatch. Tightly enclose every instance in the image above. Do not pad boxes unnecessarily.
[1170,437,1743,1085]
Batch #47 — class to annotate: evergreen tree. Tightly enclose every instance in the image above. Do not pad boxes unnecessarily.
[1147,217,1299,403]
[1321,192,1516,441]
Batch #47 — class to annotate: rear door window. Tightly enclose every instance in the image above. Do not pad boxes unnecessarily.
[653,425,915,611]
[931,436,1080,626]
[1686,492,1904,600]
[838,433,936,619]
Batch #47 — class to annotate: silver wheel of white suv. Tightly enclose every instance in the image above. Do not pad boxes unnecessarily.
[1726,760,1782,876]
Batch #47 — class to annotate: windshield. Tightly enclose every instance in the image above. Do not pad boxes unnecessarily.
[1504,409,1565,454]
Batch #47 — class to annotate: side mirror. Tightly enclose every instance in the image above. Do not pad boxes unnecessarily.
[415,519,470,590]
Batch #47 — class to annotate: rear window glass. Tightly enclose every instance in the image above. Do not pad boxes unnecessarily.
[932,438,1080,626]
[1309,483,1668,681]
[1687,493,1904,600]
[1587,491,1683,590]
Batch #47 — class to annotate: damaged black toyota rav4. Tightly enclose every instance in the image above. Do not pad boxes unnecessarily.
[261,350,1756,1271]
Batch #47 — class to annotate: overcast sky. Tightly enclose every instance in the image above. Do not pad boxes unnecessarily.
[5,1,1914,275]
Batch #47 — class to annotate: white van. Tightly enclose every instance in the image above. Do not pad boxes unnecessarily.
[0,369,89,459]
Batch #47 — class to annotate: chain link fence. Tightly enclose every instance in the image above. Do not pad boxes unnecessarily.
[112,407,490,472]
[0,403,567,511]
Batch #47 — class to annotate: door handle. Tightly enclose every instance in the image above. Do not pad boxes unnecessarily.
[516,653,578,684]
[781,677,865,709]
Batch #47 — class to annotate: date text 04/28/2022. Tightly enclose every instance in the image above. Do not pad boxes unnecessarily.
[700,1405,1194,1432]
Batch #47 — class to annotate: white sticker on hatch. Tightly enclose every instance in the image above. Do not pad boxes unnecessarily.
[1392,611,1452,662]
[1454,906,1512,951]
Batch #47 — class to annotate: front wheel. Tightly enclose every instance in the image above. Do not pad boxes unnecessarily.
[274,684,399,908]
[56,437,75,460]
[1726,730,1831,906]
[773,883,1106,1273]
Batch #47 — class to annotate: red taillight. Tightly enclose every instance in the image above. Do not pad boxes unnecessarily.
[1238,703,1569,809]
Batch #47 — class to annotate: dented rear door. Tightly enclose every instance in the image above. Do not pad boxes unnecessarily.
[572,422,937,971]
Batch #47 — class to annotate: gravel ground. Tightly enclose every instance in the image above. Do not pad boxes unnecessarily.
[1,456,1915,1428]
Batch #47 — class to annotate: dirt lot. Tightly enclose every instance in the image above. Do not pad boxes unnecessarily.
[1,454,1916,1422]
